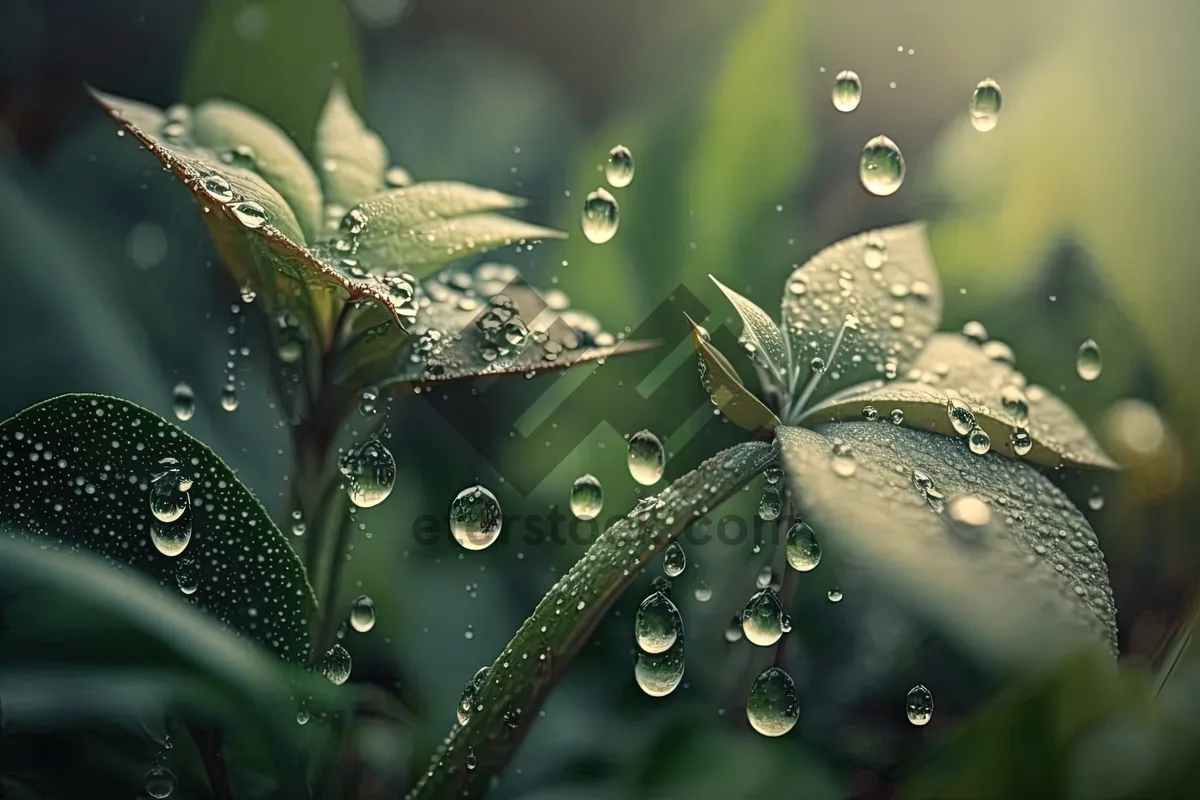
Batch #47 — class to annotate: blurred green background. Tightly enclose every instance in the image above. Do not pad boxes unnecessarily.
[2,0,1199,797]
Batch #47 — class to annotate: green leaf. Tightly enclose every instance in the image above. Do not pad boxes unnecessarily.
[777,422,1117,670]
[409,440,779,798]
[314,80,389,211]
[709,275,790,392]
[341,182,563,277]
[191,99,324,240]
[377,264,655,386]
[0,394,316,663]
[800,333,1116,469]
[686,314,781,432]
[183,0,363,158]
[781,223,943,402]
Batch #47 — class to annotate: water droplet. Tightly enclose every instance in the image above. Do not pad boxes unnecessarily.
[810,356,826,373]
[961,320,989,343]
[339,439,396,508]
[220,386,239,412]
[725,616,744,642]
[171,382,195,421]
[605,145,635,188]
[296,704,311,725]
[450,485,503,551]
[1088,486,1105,511]
[230,200,268,229]
[859,135,905,196]
[466,749,477,770]
[906,684,933,726]
[144,765,177,798]
[634,641,685,697]
[746,667,799,737]
[1000,385,1029,424]
[946,398,976,436]
[969,78,1003,132]
[341,207,368,235]
[758,484,783,521]
[968,426,991,455]
[1011,427,1033,456]
[832,70,863,112]
[890,408,905,425]
[321,644,352,685]
[569,474,604,520]
[693,582,712,602]
[581,187,619,244]
[149,466,189,524]
[239,284,257,304]
[765,467,783,484]
[1077,339,1102,381]
[831,444,857,477]
[175,557,199,595]
[359,386,379,416]
[741,589,785,646]
[350,595,376,633]
[862,404,879,421]
[827,588,843,603]
[662,541,687,577]
[947,494,991,529]
[635,591,682,653]
[756,564,774,590]
[457,668,489,726]
[385,166,412,187]
[785,522,821,572]
[503,706,521,728]
[627,429,665,486]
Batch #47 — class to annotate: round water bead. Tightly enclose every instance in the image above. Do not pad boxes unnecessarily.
[725,615,744,642]
[450,485,503,551]
[581,188,620,244]
[741,589,785,646]
[634,641,685,697]
[947,398,976,436]
[321,644,352,685]
[758,484,782,521]
[1077,339,1103,381]
[969,78,1003,132]
[338,439,396,508]
[634,591,683,654]
[172,382,195,421]
[785,521,821,572]
[746,666,799,737]
[350,595,376,633]
[627,429,665,485]
[859,135,905,196]
[605,145,635,188]
[832,70,862,112]
[906,684,934,726]
[569,474,604,520]
[662,541,687,577]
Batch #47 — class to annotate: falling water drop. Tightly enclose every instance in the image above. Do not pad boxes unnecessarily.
[172,383,195,421]
[450,485,503,551]
[906,684,934,726]
[832,70,863,112]
[741,589,785,646]
[144,765,177,798]
[604,145,635,188]
[746,667,799,737]
[220,386,239,412]
[785,522,821,572]
[967,426,992,455]
[634,591,683,654]
[758,484,782,521]
[350,595,376,633]
[662,541,687,577]
[149,468,190,524]
[827,588,843,603]
[1077,339,1103,381]
[859,135,905,196]
[969,78,1003,132]
[755,564,774,590]
[569,474,604,520]
[634,641,685,697]
[627,429,665,485]
[321,644,352,685]
[581,188,620,244]
[338,439,396,508]
[946,398,976,436]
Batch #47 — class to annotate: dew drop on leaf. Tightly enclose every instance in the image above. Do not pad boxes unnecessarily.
[662,541,687,577]
[321,644,352,685]
[746,666,799,737]
[149,463,189,524]
[171,382,195,421]
[947,494,991,529]
[449,485,503,551]
[339,439,396,508]
[969,78,1003,132]
[1011,427,1033,456]
[831,443,857,477]
[1001,385,1030,424]
[503,706,521,728]
[785,521,821,572]
[832,69,862,112]
[967,426,992,455]
[634,641,685,697]
[906,684,934,726]
[634,591,682,654]
[890,408,904,425]
[229,200,268,229]
[199,173,234,204]
[946,398,976,436]
[859,135,905,196]
[741,589,785,646]
[1077,339,1103,381]
[627,429,665,486]
[151,512,192,558]
[758,484,782,521]
[144,765,177,798]
[569,474,604,520]
[581,187,619,244]
[350,595,376,633]
[862,404,878,421]
[961,320,989,343]
[605,144,635,188]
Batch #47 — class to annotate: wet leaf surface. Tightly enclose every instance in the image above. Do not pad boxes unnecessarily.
[687,314,781,433]
[314,80,389,211]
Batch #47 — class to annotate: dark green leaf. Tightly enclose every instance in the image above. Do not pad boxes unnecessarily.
[0,394,315,663]
[409,440,778,798]
[777,422,1117,670]
[710,276,790,392]
[781,223,942,402]
[686,314,781,432]
[314,80,389,211]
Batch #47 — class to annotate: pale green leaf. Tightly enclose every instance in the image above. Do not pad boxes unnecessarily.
[777,422,1117,670]
[410,440,779,798]
[314,80,389,210]
[781,223,942,401]
[687,314,781,432]
[710,275,790,391]
[0,394,316,663]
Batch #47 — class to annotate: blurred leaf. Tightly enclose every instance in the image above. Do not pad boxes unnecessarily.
[409,440,778,798]
[782,223,942,404]
[345,182,563,278]
[801,334,1116,469]
[183,0,363,157]
[314,80,389,211]
[0,394,315,663]
[687,314,781,433]
[709,276,790,393]
[192,99,324,240]
[777,422,1117,670]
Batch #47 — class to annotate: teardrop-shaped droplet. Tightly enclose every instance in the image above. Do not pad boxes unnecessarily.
[149,470,189,524]
[220,386,239,412]
[144,765,177,798]
[627,429,665,485]
[859,135,905,196]
[605,145,635,188]
[946,398,976,436]
[832,70,862,112]
[1076,339,1102,381]
[1011,427,1033,456]
[200,173,234,204]
[581,187,619,244]
[175,557,200,595]
[230,200,268,229]
[172,382,195,421]
[746,666,799,737]
[725,615,744,642]
[457,679,478,726]
[906,684,933,726]
[450,485,503,551]
[741,589,785,646]
[569,474,604,520]
[758,484,782,521]
[466,749,477,770]
[634,591,683,654]
[350,595,376,633]
[967,426,991,455]
[151,512,192,558]
[634,640,685,697]
[831,443,857,478]
[321,644,352,685]
[1000,385,1029,424]
[338,439,396,508]
[662,541,687,577]
[785,521,821,572]
[827,588,843,603]
[969,78,1003,132]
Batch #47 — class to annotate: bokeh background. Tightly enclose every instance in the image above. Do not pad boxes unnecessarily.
[2,0,1199,797]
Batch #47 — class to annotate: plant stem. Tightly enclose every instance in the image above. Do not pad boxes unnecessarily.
[188,723,235,800]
